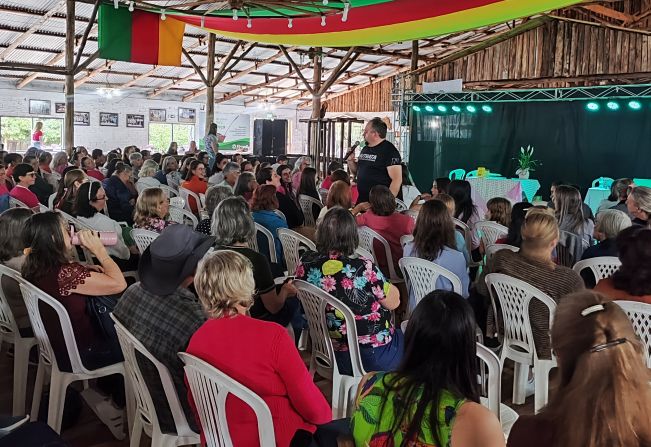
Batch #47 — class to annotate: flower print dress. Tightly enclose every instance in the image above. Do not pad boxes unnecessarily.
[351,372,465,447]
[134,216,176,234]
[295,251,395,352]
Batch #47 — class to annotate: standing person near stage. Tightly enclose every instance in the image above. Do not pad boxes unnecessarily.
[346,117,402,204]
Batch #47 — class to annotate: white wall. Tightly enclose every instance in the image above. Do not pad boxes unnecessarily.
[0,84,311,154]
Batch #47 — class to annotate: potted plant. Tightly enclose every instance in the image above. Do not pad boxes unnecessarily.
[514,145,540,179]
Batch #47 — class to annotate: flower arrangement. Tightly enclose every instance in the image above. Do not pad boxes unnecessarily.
[514,145,540,178]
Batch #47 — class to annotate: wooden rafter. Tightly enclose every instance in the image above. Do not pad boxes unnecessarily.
[74,60,112,87]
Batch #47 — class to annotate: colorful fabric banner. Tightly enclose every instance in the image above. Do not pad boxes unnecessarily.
[171,0,584,47]
[98,4,185,66]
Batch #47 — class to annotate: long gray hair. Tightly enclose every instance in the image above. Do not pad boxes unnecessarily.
[211,196,255,245]
[292,155,312,175]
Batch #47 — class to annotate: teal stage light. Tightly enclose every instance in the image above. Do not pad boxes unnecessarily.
[424,105,434,112]
[451,105,462,112]
[412,105,421,112]
[437,105,448,112]
[586,102,600,111]
[466,105,477,113]
[482,105,493,113]
[628,100,642,110]
[606,101,619,110]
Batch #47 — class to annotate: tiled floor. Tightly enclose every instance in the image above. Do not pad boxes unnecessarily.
[0,344,535,446]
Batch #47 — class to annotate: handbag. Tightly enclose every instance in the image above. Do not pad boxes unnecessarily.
[85,295,119,342]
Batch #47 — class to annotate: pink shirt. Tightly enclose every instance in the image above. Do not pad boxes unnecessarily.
[356,210,415,274]
[10,185,39,208]
[86,169,105,181]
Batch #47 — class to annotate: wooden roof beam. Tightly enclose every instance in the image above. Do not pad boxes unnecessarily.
[74,60,111,87]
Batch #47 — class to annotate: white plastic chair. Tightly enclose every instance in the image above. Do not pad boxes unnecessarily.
[357,226,403,283]
[476,343,519,436]
[294,280,365,418]
[298,194,323,228]
[38,204,49,213]
[395,198,408,212]
[614,301,651,368]
[159,184,178,198]
[485,273,557,413]
[318,188,329,204]
[178,187,204,215]
[474,221,508,248]
[485,244,519,263]
[18,278,127,435]
[277,228,316,276]
[9,196,30,209]
[453,218,480,268]
[132,229,160,254]
[48,192,57,210]
[168,205,198,229]
[169,197,186,209]
[399,257,462,308]
[273,209,286,222]
[111,316,200,447]
[178,352,276,447]
[0,265,38,416]
[354,246,374,260]
[251,223,278,264]
[400,234,414,248]
[572,256,621,283]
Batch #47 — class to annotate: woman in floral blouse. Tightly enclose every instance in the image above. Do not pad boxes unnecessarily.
[133,187,176,233]
[296,206,403,375]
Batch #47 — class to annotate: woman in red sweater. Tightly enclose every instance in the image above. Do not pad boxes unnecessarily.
[186,250,332,447]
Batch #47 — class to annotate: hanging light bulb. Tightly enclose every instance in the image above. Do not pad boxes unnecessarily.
[247,18,252,28]
[342,1,350,21]
[232,8,238,20]
[201,15,205,27]
[321,15,326,26]
[322,0,328,5]
[288,18,293,28]
[128,1,134,12]
[161,9,166,20]
[113,0,119,9]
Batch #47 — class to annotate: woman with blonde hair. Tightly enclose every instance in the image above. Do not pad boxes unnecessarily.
[31,121,44,149]
[135,159,161,194]
[477,210,584,357]
[508,290,651,447]
[133,187,175,233]
[485,197,512,227]
[185,250,331,447]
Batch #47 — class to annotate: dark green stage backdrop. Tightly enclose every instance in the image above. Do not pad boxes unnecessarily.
[408,101,651,201]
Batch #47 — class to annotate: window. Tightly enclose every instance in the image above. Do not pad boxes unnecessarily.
[148,123,195,152]
[0,116,63,153]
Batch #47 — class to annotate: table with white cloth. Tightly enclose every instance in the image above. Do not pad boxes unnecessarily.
[584,187,610,215]
[467,177,541,214]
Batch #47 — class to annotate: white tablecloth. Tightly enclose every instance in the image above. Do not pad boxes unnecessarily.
[467,178,541,204]
[585,187,610,214]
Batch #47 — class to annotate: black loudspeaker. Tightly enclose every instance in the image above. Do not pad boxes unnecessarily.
[253,119,288,157]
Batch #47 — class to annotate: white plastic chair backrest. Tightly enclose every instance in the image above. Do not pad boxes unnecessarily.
[395,198,408,212]
[298,194,323,228]
[485,273,557,359]
[448,169,466,180]
[132,229,160,254]
[48,192,57,210]
[111,315,198,437]
[179,187,203,214]
[199,193,206,209]
[400,234,414,248]
[9,196,29,209]
[452,218,473,257]
[354,246,374,260]
[159,184,178,198]
[403,209,418,222]
[572,256,621,283]
[38,204,49,213]
[357,226,401,282]
[399,257,463,304]
[294,280,365,378]
[273,209,286,222]
[277,228,316,276]
[476,343,502,419]
[485,244,519,263]
[318,188,328,204]
[614,301,651,368]
[252,223,277,264]
[474,221,508,247]
[0,264,22,338]
[168,205,198,229]
[178,352,276,447]
[18,278,91,374]
[170,196,186,209]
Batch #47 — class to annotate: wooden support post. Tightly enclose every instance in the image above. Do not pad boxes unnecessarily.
[410,40,419,90]
[311,48,322,120]
[64,0,75,155]
[204,33,216,137]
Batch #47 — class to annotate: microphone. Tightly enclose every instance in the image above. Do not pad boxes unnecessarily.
[343,141,361,161]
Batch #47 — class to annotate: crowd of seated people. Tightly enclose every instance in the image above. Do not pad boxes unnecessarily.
[3,141,651,447]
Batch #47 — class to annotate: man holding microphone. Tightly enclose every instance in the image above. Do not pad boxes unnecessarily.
[346,117,402,204]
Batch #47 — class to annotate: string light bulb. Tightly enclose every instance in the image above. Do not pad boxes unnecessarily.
[322,0,328,5]
[128,1,134,12]
[342,1,350,21]
[232,8,238,20]
[161,9,166,20]
[288,18,293,28]
[201,15,205,27]
[321,15,326,26]
[247,18,252,28]
[113,0,119,9]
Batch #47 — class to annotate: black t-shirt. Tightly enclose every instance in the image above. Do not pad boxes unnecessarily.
[214,245,275,296]
[356,140,401,203]
[276,192,304,228]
